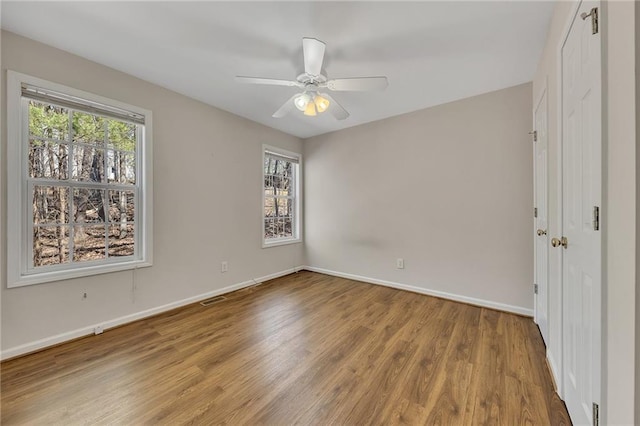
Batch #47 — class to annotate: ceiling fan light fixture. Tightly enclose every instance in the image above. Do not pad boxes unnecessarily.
[294,93,311,111]
[314,94,330,113]
[303,101,317,116]
[236,37,387,120]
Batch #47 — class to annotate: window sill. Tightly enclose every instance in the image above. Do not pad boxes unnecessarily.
[262,238,302,249]
[8,259,153,288]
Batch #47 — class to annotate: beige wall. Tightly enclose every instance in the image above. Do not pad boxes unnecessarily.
[605,1,637,423]
[534,1,637,424]
[0,31,304,357]
[304,83,534,313]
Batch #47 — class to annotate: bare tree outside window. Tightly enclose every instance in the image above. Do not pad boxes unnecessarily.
[263,150,299,243]
[29,101,138,267]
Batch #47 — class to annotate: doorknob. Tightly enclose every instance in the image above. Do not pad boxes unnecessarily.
[551,236,568,249]
[537,229,547,236]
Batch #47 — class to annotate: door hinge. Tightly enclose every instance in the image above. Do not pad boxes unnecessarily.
[581,7,599,35]
[529,130,537,142]
[593,206,600,231]
[534,207,538,218]
[534,283,539,295]
[593,402,599,426]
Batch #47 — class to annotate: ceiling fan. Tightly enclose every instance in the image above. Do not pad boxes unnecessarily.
[236,37,388,120]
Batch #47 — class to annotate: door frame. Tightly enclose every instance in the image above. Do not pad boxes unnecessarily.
[533,77,548,344]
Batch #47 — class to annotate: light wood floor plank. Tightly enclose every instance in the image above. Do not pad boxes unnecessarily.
[1,271,571,425]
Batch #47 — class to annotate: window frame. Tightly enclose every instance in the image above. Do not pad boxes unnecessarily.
[7,70,153,288]
[262,144,302,248]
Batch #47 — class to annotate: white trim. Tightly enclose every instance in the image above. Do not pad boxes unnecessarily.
[7,71,23,287]
[1,265,536,360]
[0,266,304,360]
[533,78,549,341]
[262,238,303,248]
[302,266,534,317]
[142,111,154,268]
[6,70,153,288]
[547,347,562,394]
[10,259,153,288]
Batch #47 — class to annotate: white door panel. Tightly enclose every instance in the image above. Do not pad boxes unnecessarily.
[560,1,601,424]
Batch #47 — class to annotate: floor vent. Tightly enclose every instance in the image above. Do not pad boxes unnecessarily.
[200,296,227,306]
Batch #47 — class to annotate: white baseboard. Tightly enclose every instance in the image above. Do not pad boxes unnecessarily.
[1,267,304,361]
[2,265,531,360]
[302,266,534,317]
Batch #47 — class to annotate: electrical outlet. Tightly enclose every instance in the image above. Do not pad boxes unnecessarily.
[221,261,228,273]
[94,326,104,335]
[396,258,404,269]
[82,292,88,300]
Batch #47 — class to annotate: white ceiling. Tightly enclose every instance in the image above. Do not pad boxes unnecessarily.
[1,1,554,138]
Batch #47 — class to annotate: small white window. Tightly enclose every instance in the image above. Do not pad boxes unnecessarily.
[262,145,301,247]
[7,71,153,287]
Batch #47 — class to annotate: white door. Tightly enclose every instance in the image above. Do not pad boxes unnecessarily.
[559,1,601,424]
[534,88,549,345]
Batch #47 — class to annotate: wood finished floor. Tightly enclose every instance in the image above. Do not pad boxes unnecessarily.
[1,271,571,425]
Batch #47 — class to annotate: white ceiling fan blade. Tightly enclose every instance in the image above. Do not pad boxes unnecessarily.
[327,77,388,91]
[236,76,302,87]
[302,38,326,77]
[320,93,349,120]
[272,94,299,118]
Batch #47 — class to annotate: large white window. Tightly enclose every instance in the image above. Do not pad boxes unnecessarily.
[7,71,153,287]
[262,146,301,247]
